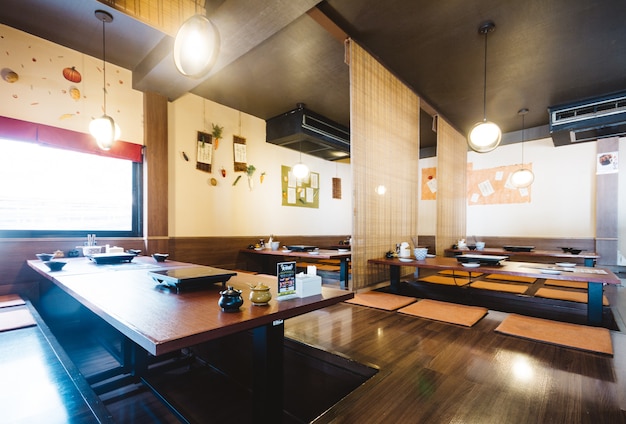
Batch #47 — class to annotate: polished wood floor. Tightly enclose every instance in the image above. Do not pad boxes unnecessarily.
[50,275,626,423]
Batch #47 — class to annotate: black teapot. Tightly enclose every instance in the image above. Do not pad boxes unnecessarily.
[218,286,243,312]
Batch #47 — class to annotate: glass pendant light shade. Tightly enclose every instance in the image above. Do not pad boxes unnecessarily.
[467,21,501,153]
[292,162,309,179]
[468,120,502,153]
[511,168,534,188]
[90,115,121,151]
[174,14,220,78]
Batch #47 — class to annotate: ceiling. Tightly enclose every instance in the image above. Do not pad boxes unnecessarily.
[2,0,626,150]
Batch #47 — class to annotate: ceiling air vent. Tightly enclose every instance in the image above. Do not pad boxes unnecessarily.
[548,91,626,146]
[266,104,350,161]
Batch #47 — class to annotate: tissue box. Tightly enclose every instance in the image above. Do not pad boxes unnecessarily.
[296,274,322,298]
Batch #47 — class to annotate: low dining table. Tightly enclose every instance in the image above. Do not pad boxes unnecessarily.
[368,256,620,326]
[444,247,600,267]
[27,256,353,423]
[240,248,351,289]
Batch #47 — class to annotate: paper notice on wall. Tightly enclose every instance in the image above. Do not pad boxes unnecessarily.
[470,193,480,203]
[597,151,618,174]
[478,180,495,197]
[426,178,437,193]
[495,171,504,181]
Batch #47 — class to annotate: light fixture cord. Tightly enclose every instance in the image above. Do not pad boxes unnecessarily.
[520,113,525,165]
[482,29,488,121]
[101,15,107,115]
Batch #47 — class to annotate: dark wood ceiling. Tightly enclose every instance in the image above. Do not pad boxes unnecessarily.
[2,0,626,148]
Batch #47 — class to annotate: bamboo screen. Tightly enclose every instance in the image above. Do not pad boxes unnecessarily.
[436,117,467,255]
[348,40,420,290]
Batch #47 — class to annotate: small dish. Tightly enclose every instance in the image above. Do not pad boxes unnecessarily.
[281,249,292,253]
[152,253,169,262]
[555,262,576,268]
[337,248,350,253]
[254,247,263,251]
[540,269,561,275]
[426,254,436,258]
[44,261,66,271]
[462,263,480,268]
[308,251,320,255]
[36,253,54,261]
[398,258,413,262]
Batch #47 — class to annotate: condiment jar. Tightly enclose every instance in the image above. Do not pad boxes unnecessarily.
[218,286,243,312]
[249,283,272,306]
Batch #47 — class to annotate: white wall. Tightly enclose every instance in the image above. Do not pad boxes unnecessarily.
[168,93,352,237]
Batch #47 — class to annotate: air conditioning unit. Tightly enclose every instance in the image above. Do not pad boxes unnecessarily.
[548,91,626,146]
[266,104,350,161]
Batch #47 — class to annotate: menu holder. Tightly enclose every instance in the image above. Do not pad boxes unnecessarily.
[276,261,297,300]
[148,266,236,292]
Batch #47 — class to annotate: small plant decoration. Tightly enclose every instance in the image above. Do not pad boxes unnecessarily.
[212,123,223,149]
[246,164,256,190]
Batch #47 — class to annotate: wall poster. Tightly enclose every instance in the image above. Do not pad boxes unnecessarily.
[281,165,319,208]
[467,162,532,205]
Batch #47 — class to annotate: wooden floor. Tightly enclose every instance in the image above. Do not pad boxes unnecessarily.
[49,275,626,423]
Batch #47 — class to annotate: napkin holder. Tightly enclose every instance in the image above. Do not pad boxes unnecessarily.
[296,273,322,298]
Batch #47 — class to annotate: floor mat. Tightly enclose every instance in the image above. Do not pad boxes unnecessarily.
[495,313,613,355]
[419,275,471,286]
[345,291,416,311]
[398,299,488,327]
[0,294,25,308]
[543,279,588,290]
[469,280,529,294]
[0,306,36,332]
[484,274,537,284]
[534,287,609,306]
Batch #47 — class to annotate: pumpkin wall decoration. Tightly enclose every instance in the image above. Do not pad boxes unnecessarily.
[62,66,82,83]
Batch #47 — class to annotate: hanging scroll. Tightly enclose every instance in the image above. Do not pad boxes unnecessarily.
[233,135,247,172]
[196,131,212,173]
[332,177,342,199]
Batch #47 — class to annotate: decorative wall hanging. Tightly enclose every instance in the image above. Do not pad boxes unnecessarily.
[246,164,256,190]
[196,131,213,172]
[332,177,342,199]
[281,165,319,208]
[211,123,223,149]
[233,135,247,172]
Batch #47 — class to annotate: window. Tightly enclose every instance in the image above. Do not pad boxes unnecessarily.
[0,139,142,238]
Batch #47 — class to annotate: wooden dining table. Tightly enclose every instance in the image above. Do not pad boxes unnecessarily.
[240,248,351,289]
[27,256,353,423]
[444,247,600,267]
[368,256,620,326]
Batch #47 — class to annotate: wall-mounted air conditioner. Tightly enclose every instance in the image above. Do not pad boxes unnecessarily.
[548,91,626,146]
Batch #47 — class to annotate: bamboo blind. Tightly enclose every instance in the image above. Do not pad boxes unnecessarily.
[98,0,205,36]
[435,117,467,255]
[348,40,420,290]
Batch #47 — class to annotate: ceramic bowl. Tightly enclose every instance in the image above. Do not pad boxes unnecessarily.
[36,253,54,261]
[414,247,428,260]
[467,244,477,251]
[475,242,485,250]
[153,253,169,262]
[44,261,66,271]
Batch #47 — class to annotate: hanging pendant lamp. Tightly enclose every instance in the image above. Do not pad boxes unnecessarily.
[467,21,502,153]
[510,108,535,188]
[292,141,310,179]
[174,8,220,78]
[90,10,121,151]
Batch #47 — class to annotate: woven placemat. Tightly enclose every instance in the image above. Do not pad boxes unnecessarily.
[495,313,613,355]
[535,287,609,306]
[345,291,416,311]
[469,280,529,294]
[398,299,488,327]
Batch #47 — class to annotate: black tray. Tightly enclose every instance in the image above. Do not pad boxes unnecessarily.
[502,245,535,252]
[89,253,136,264]
[286,245,318,252]
[148,266,236,292]
[456,254,509,265]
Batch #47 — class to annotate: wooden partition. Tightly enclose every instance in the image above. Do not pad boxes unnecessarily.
[348,40,420,290]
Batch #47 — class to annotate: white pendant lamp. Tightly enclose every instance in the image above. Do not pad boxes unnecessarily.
[510,108,535,188]
[174,13,220,78]
[468,21,502,153]
[292,141,309,179]
[90,10,120,151]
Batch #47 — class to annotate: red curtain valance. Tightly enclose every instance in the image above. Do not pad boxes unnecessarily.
[0,116,143,163]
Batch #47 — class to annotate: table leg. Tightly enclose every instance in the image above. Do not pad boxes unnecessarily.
[339,258,349,290]
[252,320,284,423]
[587,282,603,325]
[390,265,401,291]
